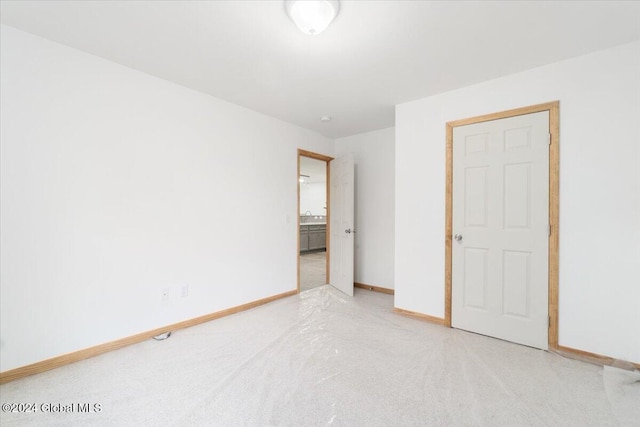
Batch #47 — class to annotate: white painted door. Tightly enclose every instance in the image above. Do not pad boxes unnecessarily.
[452,111,549,349]
[329,153,355,296]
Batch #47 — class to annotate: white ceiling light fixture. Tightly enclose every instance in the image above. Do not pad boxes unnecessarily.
[285,0,340,35]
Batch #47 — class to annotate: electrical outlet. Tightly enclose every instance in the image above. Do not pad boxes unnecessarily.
[181,285,189,298]
[161,288,169,302]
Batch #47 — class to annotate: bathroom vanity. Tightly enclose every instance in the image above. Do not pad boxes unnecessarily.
[299,217,326,253]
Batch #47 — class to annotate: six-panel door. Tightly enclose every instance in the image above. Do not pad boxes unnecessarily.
[452,111,550,350]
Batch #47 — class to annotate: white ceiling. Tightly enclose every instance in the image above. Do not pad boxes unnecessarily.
[2,1,639,138]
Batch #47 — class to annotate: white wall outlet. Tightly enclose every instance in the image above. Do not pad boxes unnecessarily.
[161,288,170,302]
[181,284,189,298]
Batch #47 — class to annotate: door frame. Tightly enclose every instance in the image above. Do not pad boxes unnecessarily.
[444,101,560,350]
[298,149,334,293]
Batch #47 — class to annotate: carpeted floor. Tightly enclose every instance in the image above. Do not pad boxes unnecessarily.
[1,286,638,426]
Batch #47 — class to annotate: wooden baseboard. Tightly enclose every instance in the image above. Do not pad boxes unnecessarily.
[554,345,640,370]
[390,313,639,370]
[0,289,298,384]
[393,307,445,325]
[354,282,394,295]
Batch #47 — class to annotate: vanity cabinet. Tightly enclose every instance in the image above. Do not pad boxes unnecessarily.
[308,225,326,251]
[300,225,310,251]
[300,224,326,252]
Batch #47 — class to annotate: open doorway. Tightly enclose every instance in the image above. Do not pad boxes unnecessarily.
[298,150,332,292]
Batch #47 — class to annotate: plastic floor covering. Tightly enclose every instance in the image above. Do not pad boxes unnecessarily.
[1,285,638,426]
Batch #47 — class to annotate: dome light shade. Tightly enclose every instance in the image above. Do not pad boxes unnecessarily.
[285,0,340,35]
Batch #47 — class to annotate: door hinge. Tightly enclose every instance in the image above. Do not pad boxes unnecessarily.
[548,133,552,145]
[548,316,551,328]
[548,225,551,237]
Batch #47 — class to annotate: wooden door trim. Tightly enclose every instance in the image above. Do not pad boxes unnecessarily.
[297,149,334,293]
[444,101,560,350]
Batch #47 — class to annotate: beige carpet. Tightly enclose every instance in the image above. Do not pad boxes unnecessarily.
[1,286,638,426]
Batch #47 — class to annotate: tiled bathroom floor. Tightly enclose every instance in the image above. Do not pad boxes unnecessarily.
[300,250,326,291]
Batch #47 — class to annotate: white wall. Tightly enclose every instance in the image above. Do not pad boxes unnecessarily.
[300,182,326,216]
[335,127,395,289]
[0,25,333,372]
[395,41,640,363]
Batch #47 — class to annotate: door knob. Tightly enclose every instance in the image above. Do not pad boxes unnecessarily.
[454,234,463,242]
